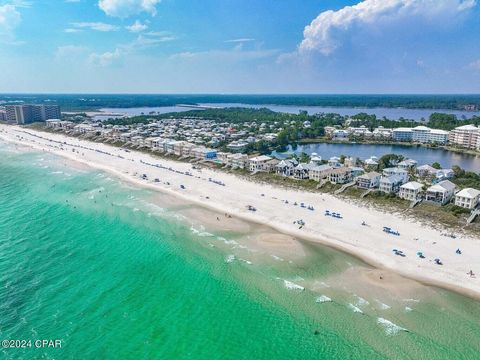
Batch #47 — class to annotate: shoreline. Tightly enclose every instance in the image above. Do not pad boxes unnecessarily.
[1,124,480,301]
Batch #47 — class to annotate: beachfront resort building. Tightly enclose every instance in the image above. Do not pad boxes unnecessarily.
[425,180,456,205]
[399,181,424,201]
[5,104,61,124]
[356,172,381,189]
[454,188,480,209]
[449,125,479,149]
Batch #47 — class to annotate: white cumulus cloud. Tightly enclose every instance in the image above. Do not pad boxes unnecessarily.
[126,20,148,32]
[299,0,476,55]
[0,4,21,42]
[98,0,161,18]
[89,48,122,66]
[71,22,119,32]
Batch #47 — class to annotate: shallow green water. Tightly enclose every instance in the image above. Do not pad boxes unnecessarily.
[0,143,479,359]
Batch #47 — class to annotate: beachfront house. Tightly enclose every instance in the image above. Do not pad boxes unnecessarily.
[399,181,424,201]
[293,163,310,180]
[216,152,229,164]
[165,140,178,154]
[173,141,188,156]
[73,123,96,135]
[425,180,456,205]
[309,164,333,182]
[356,171,381,189]
[276,159,297,177]
[180,143,195,157]
[454,188,480,209]
[328,167,353,184]
[131,136,145,147]
[46,119,74,130]
[382,167,409,184]
[249,155,273,173]
[265,158,280,173]
[191,147,217,160]
[379,175,405,194]
[228,153,249,169]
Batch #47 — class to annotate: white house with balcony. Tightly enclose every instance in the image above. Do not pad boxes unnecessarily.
[249,155,273,173]
[455,188,480,209]
[425,180,456,205]
[356,171,381,189]
[399,181,423,201]
[379,175,405,193]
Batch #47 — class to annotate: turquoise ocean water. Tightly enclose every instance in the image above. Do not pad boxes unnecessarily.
[0,142,480,359]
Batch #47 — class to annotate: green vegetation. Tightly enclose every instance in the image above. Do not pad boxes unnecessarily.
[451,165,480,189]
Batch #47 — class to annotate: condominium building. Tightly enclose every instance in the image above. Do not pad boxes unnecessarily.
[392,128,413,142]
[411,126,431,143]
[448,124,479,149]
[393,126,449,144]
[5,104,61,124]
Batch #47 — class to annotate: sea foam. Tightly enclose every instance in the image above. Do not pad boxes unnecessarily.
[284,280,305,291]
[316,295,332,303]
[377,318,408,335]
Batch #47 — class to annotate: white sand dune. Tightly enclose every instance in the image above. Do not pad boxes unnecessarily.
[1,124,479,299]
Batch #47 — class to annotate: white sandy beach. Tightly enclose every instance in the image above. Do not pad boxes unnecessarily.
[1,124,479,299]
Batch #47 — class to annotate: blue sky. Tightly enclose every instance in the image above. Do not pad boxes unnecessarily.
[0,0,479,93]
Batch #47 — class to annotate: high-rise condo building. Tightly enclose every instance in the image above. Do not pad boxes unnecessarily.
[4,104,61,124]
